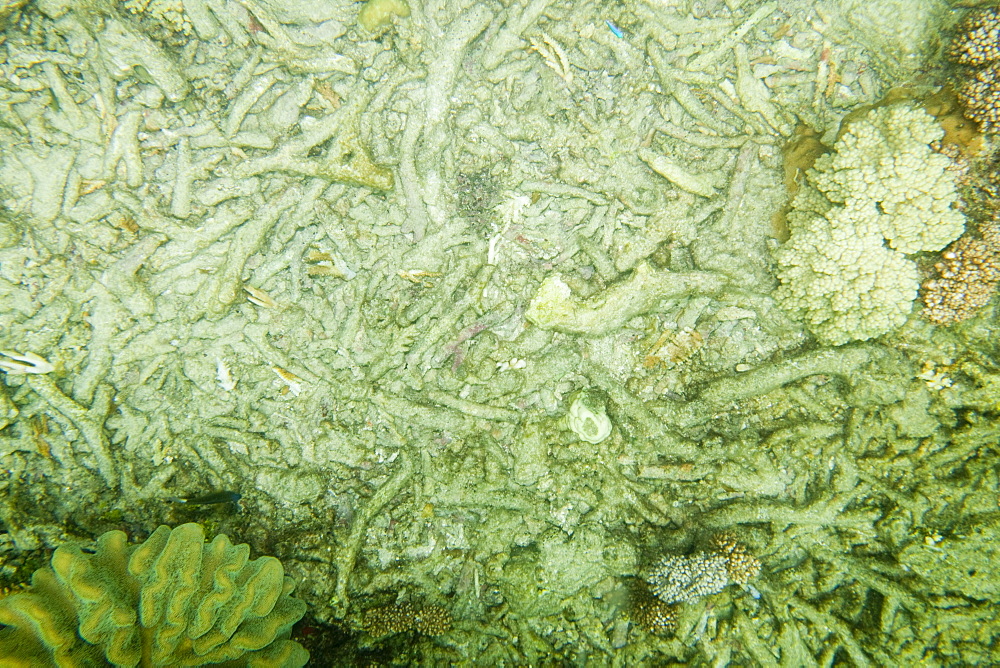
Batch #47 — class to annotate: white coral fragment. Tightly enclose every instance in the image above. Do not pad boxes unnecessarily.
[271,365,304,396]
[496,357,526,372]
[528,32,572,84]
[0,351,55,375]
[216,358,236,392]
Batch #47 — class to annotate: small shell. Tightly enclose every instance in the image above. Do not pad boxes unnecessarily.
[566,390,612,444]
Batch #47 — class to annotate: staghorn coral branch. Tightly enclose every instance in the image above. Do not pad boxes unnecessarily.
[332,451,413,615]
[26,376,119,488]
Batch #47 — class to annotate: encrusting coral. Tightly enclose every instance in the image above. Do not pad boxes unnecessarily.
[0,523,308,667]
[774,102,966,344]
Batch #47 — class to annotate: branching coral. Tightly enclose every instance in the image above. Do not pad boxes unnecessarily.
[949,7,1000,67]
[629,589,677,636]
[774,102,966,344]
[0,523,308,667]
[645,533,760,605]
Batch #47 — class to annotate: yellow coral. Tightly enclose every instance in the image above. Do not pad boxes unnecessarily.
[0,523,308,667]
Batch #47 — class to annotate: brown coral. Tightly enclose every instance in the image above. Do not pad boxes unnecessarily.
[957,63,1000,133]
[361,601,452,638]
[950,8,1000,134]
[0,523,309,667]
[922,220,1000,324]
[949,7,1000,66]
[630,590,677,636]
[711,532,763,586]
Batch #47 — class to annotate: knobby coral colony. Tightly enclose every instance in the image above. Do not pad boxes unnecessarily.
[773,102,967,345]
[923,216,1000,324]
[917,7,1000,323]
[951,7,1000,133]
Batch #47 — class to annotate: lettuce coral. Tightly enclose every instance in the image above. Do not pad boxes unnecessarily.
[0,523,308,667]
[774,102,966,345]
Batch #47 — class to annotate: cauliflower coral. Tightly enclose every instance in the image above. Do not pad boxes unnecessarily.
[774,102,966,345]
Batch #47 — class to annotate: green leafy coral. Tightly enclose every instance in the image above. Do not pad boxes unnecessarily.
[0,523,308,667]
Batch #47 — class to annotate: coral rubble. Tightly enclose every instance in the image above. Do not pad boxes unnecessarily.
[0,0,997,664]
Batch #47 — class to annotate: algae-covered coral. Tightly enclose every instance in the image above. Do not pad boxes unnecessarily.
[0,523,308,667]
[0,0,999,664]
